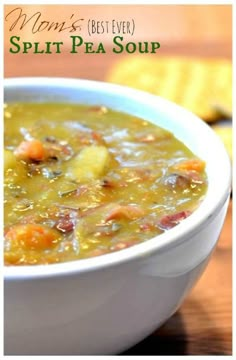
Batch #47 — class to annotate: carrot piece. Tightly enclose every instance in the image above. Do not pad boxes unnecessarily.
[105,205,145,222]
[14,139,45,161]
[174,159,205,172]
[5,224,60,251]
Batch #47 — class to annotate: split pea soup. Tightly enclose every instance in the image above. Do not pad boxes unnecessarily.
[4,103,207,265]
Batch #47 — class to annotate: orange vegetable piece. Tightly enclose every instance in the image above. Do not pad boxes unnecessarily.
[14,139,45,161]
[5,224,60,251]
[105,205,145,222]
[174,159,205,172]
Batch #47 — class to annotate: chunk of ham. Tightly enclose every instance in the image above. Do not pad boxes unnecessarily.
[158,211,192,230]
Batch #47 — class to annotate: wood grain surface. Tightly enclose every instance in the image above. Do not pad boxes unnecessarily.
[4,5,232,355]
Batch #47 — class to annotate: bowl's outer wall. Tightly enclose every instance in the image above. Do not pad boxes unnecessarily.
[5,200,229,355]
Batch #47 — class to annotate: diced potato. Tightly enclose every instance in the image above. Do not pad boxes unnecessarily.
[4,149,18,172]
[4,149,28,183]
[66,145,110,181]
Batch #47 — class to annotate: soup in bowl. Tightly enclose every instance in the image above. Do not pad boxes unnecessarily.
[4,78,231,355]
[4,102,207,265]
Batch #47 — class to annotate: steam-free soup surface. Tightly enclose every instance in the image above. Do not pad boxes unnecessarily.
[4,103,207,265]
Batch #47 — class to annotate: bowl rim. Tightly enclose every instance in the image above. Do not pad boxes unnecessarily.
[4,77,231,280]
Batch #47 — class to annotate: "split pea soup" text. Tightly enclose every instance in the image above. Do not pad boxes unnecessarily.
[9,35,161,54]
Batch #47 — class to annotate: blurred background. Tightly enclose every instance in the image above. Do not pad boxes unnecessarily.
[4,4,232,356]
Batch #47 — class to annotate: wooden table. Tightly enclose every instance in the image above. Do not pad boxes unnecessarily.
[4,43,232,355]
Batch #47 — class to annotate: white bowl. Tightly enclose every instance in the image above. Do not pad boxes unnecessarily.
[4,78,231,355]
